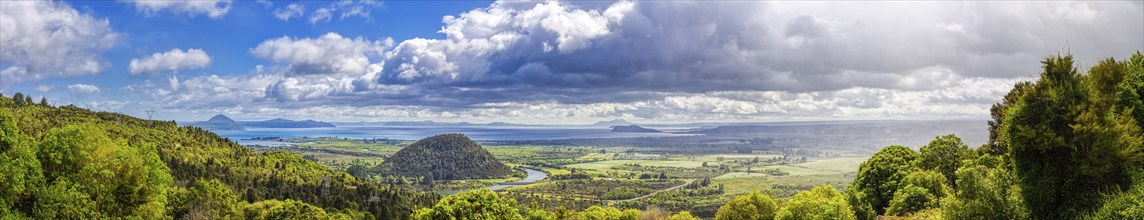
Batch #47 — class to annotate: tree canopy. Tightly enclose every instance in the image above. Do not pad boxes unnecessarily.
[918,134,973,187]
[412,189,523,220]
[849,145,919,215]
[1001,53,1144,219]
[714,191,778,220]
[886,170,949,215]
[775,185,856,220]
[940,155,1027,220]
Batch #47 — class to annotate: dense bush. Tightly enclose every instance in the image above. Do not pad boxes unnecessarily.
[714,191,777,220]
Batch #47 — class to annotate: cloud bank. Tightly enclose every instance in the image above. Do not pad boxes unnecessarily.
[129,48,212,75]
[57,1,1144,123]
[0,1,118,84]
[125,0,232,19]
[68,84,101,95]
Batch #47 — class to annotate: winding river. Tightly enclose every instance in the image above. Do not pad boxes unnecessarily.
[487,168,547,191]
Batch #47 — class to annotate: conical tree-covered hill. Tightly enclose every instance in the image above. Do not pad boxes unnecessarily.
[382,134,513,180]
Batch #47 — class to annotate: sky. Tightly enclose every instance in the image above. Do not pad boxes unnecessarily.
[1,0,1142,124]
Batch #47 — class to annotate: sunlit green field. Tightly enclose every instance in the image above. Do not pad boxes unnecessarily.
[270,139,863,201]
[696,154,783,162]
[566,159,708,170]
[793,156,867,172]
[714,173,854,197]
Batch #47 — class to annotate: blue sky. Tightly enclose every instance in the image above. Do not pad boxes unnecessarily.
[6,0,491,104]
[2,1,1142,124]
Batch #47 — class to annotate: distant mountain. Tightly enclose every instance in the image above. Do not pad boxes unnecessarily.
[610,125,661,133]
[189,114,244,130]
[592,119,634,127]
[239,118,335,128]
[380,134,513,180]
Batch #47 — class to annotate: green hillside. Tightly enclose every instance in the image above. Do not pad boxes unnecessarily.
[0,96,437,219]
[380,134,514,180]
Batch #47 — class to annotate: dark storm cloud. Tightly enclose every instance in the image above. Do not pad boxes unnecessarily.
[375,1,1143,105]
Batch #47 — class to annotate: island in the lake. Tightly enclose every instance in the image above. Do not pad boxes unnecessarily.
[610,125,661,133]
[188,114,244,130]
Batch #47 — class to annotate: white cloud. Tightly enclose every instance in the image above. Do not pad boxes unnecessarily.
[251,33,389,76]
[126,0,232,19]
[382,1,632,83]
[309,8,332,24]
[307,0,382,24]
[68,84,100,95]
[35,85,53,92]
[0,1,117,84]
[274,3,305,21]
[129,48,212,75]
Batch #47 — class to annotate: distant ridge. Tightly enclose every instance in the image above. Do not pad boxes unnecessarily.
[610,125,661,133]
[592,119,634,127]
[380,134,513,180]
[189,114,244,130]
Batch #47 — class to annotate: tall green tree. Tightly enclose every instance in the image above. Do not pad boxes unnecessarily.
[714,191,778,220]
[1001,54,1144,219]
[775,185,857,220]
[12,93,24,106]
[1118,52,1144,125]
[918,134,973,187]
[987,81,1033,155]
[849,145,919,215]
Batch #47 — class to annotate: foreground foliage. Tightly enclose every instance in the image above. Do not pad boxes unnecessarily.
[713,191,777,220]
[0,96,437,219]
[998,53,1144,219]
[775,185,856,220]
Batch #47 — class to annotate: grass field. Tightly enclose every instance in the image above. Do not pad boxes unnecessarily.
[696,154,783,162]
[713,173,854,197]
[290,139,403,152]
[566,160,708,170]
[712,172,769,179]
[754,165,843,176]
[794,156,867,172]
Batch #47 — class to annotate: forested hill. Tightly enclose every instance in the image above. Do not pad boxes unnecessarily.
[0,96,437,219]
[381,134,514,180]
